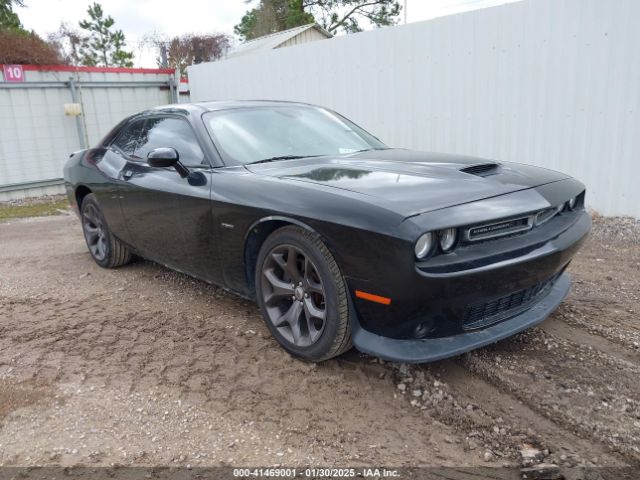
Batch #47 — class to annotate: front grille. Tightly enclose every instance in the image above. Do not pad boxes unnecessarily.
[465,215,533,241]
[463,203,565,243]
[463,274,560,330]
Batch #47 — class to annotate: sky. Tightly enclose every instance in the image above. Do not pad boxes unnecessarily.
[18,0,521,67]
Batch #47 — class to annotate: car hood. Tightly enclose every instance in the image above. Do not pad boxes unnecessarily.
[244,149,569,217]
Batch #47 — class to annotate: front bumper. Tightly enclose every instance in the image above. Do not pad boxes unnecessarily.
[346,203,590,362]
[351,273,570,363]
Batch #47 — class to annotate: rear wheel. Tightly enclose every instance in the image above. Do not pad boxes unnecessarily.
[81,193,131,268]
[255,226,352,362]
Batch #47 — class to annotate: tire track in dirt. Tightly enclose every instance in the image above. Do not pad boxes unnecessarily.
[385,350,628,468]
[539,316,639,366]
[432,360,622,465]
[460,327,640,461]
[556,303,640,352]
[383,295,640,466]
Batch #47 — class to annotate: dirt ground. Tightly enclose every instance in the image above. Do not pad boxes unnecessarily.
[0,211,638,472]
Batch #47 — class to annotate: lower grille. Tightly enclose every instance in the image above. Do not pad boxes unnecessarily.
[463,273,560,330]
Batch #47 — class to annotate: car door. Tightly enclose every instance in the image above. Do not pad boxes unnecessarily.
[118,115,221,281]
[96,118,148,245]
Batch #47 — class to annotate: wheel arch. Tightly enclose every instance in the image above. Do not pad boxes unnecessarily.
[75,184,93,208]
[243,216,327,298]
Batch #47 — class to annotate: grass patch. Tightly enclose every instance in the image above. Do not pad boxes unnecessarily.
[0,199,70,220]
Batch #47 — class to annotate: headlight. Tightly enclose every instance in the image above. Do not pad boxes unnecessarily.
[414,232,435,259]
[568,196,577,210]
[439,228,457,252]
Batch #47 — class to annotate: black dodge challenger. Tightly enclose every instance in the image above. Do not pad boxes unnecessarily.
[63,101,591,363]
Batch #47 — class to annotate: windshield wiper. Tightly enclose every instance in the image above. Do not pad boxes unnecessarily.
[351,147,389,153]
[246,155,321,165]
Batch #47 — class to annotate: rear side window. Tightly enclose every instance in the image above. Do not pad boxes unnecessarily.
[135,117,205,167]
[111,120,145,157]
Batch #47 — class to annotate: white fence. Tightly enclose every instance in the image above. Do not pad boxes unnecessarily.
[189,0,640,218]
[0,66,177,201]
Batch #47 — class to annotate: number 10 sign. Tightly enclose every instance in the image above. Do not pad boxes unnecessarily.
[3,64,24,82]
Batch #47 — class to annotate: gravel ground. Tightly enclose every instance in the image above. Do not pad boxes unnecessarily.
[0,213,638,474]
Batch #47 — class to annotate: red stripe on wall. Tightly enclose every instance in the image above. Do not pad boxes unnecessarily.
[3,64,175,74]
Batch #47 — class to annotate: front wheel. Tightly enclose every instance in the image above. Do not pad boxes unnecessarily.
[255,226,352,362]
[80,193,131,268]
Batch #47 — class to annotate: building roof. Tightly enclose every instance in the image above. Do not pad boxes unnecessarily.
[227,23,332,59]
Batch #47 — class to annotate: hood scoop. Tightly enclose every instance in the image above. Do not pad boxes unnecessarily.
[460,163,501,177]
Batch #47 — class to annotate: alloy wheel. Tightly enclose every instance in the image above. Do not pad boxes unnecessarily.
[261,244,326,347]
[82,203,107,261]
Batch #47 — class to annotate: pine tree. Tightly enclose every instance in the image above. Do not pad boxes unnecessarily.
[78,2,133,67]
[0,0,25,31]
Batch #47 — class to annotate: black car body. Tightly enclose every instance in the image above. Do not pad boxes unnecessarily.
[63,100,591,363]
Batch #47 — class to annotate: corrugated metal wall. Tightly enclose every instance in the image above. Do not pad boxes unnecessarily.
[0,67,175,200]
[189,0,640,218]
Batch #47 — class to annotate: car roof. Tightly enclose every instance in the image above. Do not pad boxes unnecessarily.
[147,99,319,116]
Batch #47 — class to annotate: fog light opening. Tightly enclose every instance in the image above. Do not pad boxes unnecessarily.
[414,321,434,339]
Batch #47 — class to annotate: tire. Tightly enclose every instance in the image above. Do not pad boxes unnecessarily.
[255,225,352,362]
[80,193,131,268]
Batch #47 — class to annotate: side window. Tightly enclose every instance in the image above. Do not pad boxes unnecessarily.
[111,120,145,157]
[135,117,206,167]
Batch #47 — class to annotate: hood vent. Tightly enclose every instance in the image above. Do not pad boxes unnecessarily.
[460,163,500,176]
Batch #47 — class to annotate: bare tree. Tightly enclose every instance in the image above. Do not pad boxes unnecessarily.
[143,32,231,75]
[235,0,400,40]
[303,0,401,34]
[47,22,83,65]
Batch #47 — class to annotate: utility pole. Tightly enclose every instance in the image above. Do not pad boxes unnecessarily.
[160,44,168,68]
[404,0,407,24]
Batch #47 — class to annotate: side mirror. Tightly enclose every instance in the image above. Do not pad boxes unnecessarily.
[147,147,179,168]
[147,147,189,178]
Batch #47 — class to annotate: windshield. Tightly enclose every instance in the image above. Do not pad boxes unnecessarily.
[203,105,387,165]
